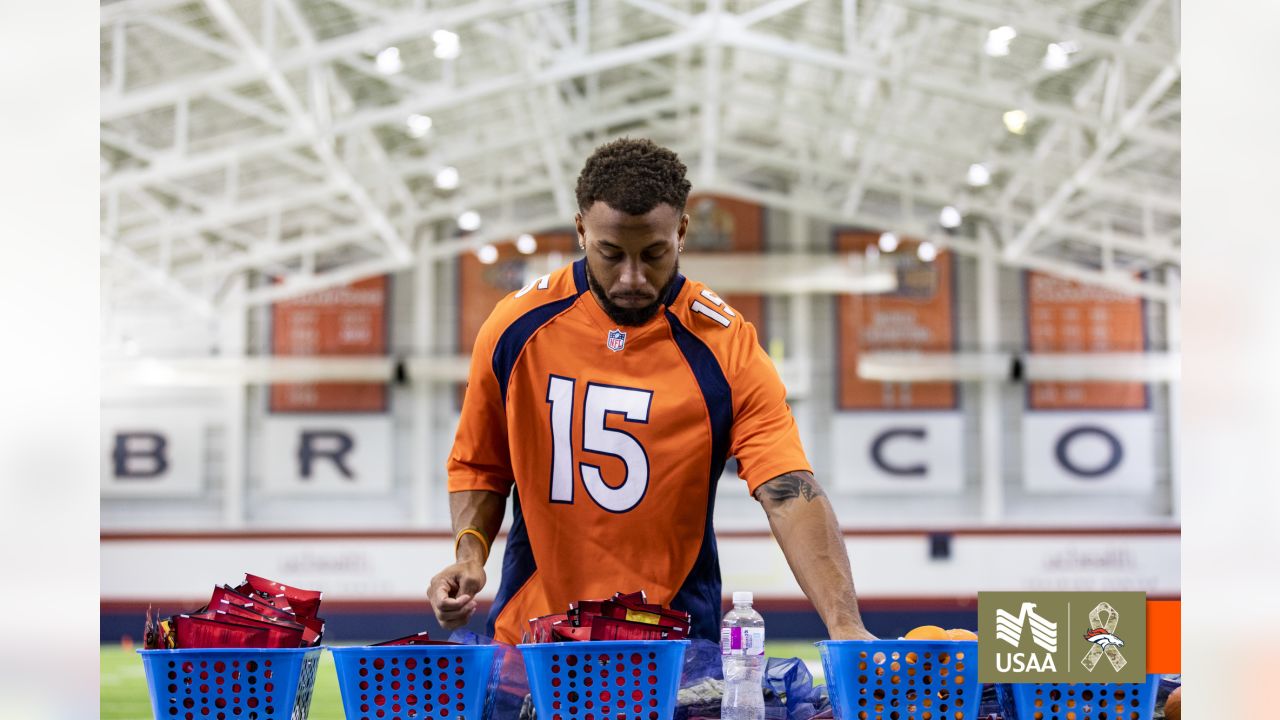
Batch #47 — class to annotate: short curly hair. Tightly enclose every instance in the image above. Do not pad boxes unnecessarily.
[575,137,692,215]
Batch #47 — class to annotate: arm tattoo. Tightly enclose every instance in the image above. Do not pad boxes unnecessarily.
[754,471,825,504]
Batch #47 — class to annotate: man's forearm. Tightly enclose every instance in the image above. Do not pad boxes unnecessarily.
[449,490,507,563]
[755,471,866,636]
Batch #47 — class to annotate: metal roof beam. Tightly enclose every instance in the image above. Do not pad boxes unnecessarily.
[718,22,1179,152]
[102,238,215,318]
[896,0,1173,68]
[713,139,1179,265]
[202,0,410,261]
[1004,59,1180,259]
[101,0,568,121]
[103,25,702,194]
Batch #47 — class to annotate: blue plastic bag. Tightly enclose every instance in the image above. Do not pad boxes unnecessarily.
[764,656,830,720]
[449,629,528,720]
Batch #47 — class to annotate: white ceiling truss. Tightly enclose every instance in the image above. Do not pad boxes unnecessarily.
[101,0,1181,317]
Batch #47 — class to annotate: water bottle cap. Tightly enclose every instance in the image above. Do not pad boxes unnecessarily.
[733,591,753,605]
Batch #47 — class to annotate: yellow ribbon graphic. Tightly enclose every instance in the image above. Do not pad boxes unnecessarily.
[1081,601,1127,672]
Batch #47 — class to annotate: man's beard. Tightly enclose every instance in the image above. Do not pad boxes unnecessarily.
[585,258,680,327]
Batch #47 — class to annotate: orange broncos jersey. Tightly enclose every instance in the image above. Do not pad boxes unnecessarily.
[447,258,811,643]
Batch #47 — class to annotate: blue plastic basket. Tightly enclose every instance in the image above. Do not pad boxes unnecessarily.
[518,640,690,720]
[996,675,1160,720]
[818,640,982,720]
[138,647,323,720]
[330,644,502,720]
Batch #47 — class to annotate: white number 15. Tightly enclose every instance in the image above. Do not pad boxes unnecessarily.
[546,375,653,513]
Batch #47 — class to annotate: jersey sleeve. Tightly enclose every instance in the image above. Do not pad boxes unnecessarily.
[447,313,515,496]
[727,320,813,495]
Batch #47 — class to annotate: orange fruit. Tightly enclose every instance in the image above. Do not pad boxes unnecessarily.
[904,625,949,640]
[946,628,978,641]
[1164,686,1181,720]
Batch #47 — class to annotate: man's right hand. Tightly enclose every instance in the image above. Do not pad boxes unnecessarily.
[427,560,487,631]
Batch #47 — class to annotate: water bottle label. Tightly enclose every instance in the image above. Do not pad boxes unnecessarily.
[720,627,765,656]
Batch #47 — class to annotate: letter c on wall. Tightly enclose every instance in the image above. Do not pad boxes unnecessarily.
[870,427,928,477]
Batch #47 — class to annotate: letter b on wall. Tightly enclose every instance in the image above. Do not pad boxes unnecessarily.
[101,407,206,497]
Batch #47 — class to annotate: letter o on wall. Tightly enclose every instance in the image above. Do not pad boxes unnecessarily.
[1054,425,1124,478]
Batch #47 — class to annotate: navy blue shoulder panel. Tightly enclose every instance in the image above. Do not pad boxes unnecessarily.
[663,273,687,306]
[572,257,588,294]
[491,262,587,403]
[486,488,535,637]
[664,309,734,642]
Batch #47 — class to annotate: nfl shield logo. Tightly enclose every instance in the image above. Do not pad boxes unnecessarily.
[606,328,626,352]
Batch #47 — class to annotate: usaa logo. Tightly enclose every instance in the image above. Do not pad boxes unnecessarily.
[993,602,1059,673]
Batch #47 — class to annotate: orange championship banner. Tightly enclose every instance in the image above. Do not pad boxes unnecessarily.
[270,275,389,413]
[458,232,577,357]
[1025,271,1148,409]
[835,231,956,410]
[683,193,767,339]
[830,231,962,493]
[1020,272,1154,491]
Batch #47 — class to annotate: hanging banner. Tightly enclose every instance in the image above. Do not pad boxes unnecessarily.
[261,415,394,495]
[832,230,962,493]
[684,194,767,337]
[1022,272,1154,493]
[101,405,210,497]
[270,276,389,413]
[458,233,578,355]
[1025,272,1148,410]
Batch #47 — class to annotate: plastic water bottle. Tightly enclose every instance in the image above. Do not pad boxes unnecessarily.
[721,591,765,720]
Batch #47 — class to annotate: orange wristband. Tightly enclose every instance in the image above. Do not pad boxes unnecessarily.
[454,527,490,563]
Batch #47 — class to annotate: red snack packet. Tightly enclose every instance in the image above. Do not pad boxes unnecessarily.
[210,586,297,622]
[588,616,684,641]
[611,597,692,629]
[175,615,266,648]
[528,613,568,644]
[371,631,452,646]
[236,574,323,620]
[612,591,647,605]
[210,585,325,646]
[213,602,307,632]
[551,621,592,642]
[184,611,305,648]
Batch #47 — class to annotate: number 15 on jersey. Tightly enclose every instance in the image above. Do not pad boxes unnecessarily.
[546,375,653,513]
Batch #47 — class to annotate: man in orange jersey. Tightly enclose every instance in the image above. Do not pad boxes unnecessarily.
[428,138,875,644]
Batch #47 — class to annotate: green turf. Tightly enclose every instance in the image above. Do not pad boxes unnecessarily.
[101,642,825,719]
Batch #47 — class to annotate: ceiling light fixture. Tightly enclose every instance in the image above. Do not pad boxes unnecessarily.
[984,26,1017,57]
[406,114,433,138]
[432,29,460,60]
[917,241,938,263]
[516,233,538,255]
[1042,41,1079,71]
[1003,109,1029,135]
[967,163,991,187]
[878,231,899,252]
[435,166,459,190]
[458,210,481,232]
[375,46,403,75]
